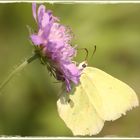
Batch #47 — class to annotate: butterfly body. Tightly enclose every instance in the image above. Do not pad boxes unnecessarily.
[57,64,139,136]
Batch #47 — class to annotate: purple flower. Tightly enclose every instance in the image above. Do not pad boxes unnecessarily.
[30,3,81,92]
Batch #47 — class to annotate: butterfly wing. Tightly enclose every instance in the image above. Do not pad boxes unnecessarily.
[57,84,104,136]
[81,67,139,121]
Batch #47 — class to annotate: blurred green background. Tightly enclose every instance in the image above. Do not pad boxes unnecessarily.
[0,3,140,137]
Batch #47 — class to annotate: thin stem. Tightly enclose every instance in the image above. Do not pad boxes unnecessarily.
[0,53,39,91]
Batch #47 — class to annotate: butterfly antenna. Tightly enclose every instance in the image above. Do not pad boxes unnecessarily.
[87,45,97,64]
[84,48,88,61]
[91,45,96,58]
[77,48,89,61]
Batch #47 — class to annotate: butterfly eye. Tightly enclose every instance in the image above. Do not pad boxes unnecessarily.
[82,63,87,68]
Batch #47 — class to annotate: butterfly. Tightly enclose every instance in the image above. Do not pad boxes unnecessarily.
[57,61,139,136]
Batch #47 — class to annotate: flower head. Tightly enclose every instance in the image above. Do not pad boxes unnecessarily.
[30,3,81,92]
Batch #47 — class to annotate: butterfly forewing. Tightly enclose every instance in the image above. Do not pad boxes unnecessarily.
[81,67,139,121]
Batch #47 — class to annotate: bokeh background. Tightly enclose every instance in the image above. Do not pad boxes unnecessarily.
[0,3,140,137]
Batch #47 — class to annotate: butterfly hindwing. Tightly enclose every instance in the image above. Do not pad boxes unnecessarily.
[57,84,104,136]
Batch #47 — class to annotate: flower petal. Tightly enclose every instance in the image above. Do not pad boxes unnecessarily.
[62,63,80,84]
[65,78,71,92]
[42,12,50,28]
[32,3,37,21]
[37,5,46,28]
[30,34,43,45]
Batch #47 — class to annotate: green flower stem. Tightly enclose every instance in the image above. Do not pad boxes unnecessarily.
[0,53,39,91]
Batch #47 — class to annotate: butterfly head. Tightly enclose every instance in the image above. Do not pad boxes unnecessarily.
[78,61,88,70]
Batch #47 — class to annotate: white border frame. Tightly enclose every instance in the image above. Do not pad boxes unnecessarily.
[0,1,139,139]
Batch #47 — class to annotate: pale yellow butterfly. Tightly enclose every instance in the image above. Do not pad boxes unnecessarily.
[57,61,139,136]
